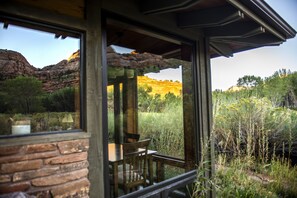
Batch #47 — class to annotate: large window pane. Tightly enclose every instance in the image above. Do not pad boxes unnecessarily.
[0,20,81,136]
[106,19,196,197]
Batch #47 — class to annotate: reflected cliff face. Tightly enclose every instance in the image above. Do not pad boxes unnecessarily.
[0,23,81,136]
[0,49,80,92]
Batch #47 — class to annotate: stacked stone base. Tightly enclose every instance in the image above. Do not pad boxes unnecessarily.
[0,139,90,198]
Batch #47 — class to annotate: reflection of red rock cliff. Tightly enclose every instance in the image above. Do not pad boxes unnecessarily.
[0,49,36,80]
[0,49,80,93]
[35,58,80,93]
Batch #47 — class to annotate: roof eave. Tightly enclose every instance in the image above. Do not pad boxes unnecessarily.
[238,0,296,39]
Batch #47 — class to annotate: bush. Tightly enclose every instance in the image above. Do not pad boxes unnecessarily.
[1,76,44,114]
[43,87,76,112]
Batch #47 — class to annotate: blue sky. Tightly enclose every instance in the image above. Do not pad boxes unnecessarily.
[0,25,79,68]
[0,0,296,91]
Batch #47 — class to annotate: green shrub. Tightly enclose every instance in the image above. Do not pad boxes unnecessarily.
[43,87,76,112]
[1,76,44,114]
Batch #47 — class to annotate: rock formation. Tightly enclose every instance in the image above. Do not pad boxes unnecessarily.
[0,47,185,92]
[0,49,37,80]
[0,49,80,93]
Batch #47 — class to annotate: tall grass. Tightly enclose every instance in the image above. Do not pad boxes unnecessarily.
[214,96,297,161]
[139,102,184,158]
[209,89,297,198]
[212,154,297,198]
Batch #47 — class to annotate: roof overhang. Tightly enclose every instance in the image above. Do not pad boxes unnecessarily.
[139,0,296,58]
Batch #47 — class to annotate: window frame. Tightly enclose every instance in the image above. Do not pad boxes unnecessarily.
[102,11,200,197]
[0,14,86,139]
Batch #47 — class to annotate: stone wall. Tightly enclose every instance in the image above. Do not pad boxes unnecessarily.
[0,139,90,197]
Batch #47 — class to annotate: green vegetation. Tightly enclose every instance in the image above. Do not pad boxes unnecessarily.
[138,86,184,158]
[212,155,297,198]
[0,76,44,114]
[0,76,78,135]
[139,101,184,158]
[107,70,297,196]
[42,87,76,112]
[198,69,297,197]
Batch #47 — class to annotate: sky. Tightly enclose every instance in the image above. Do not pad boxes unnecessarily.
[0,0,296,90]
[211,0,297,90]
[0,24,79,68]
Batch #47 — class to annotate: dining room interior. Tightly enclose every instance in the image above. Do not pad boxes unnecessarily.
[105,17,198,197]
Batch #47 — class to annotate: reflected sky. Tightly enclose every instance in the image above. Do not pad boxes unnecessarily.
[0,24,79,68]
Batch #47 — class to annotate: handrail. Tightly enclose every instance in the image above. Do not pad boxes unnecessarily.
[152,154,186,168]
[119,169,197,198]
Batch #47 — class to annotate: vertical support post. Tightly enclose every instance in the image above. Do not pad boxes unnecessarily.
[195,37,215,198]
[114,82,121,143]
[122,71,138,135]
[181,44,196,171]
[86,0,109,197]
[156,161,165,182]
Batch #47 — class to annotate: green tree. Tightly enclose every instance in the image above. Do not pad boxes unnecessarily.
[263,71,291,107]
[2,76,44,114]
[138,85,153,112]
[43,87,76,112]
[237,75,263,87]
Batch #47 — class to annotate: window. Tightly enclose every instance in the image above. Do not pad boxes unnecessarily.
[0,17,82,136]
[105,18,196,197]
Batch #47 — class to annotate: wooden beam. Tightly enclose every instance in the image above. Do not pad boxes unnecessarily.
[114,83,121,144]
[227,0,286,41]
[85,0,107,197]
[122,73,138,135]
[181,44,196,171]
[0,1,86,30]
[212,33,283,46]
[205,21,265,39]
[211,26,265,39]
[140,0,201,15]
[177,5,244,28]
[210,42,233,58]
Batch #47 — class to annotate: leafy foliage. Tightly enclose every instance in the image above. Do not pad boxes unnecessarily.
[1,76,44,114]
[237,75,263,87]
[42,87,76,112]
[138,85,181,112]
[209,69,297,197]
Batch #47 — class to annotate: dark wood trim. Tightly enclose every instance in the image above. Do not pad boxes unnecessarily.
[239,0,296,38]
[101,14,111,198]
[210,42,233,58]
[0,12,86,138]
[102,10,194,46]
[113,82,121,143]
[85,0,105,197]
[193,41,202,166]
[205,21,264,39]
[177,5,243,28]
[153,154,186,168]
[202,37,215,198]
[140,0,199,15]
[120,170,197,198]
[0,1,86,31]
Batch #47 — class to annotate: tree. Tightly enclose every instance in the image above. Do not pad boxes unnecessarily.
[42,87,76,112]
[138,85,152,112]
[237,75,263,87]
[2,76,44,114]
[263,71,291,107]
